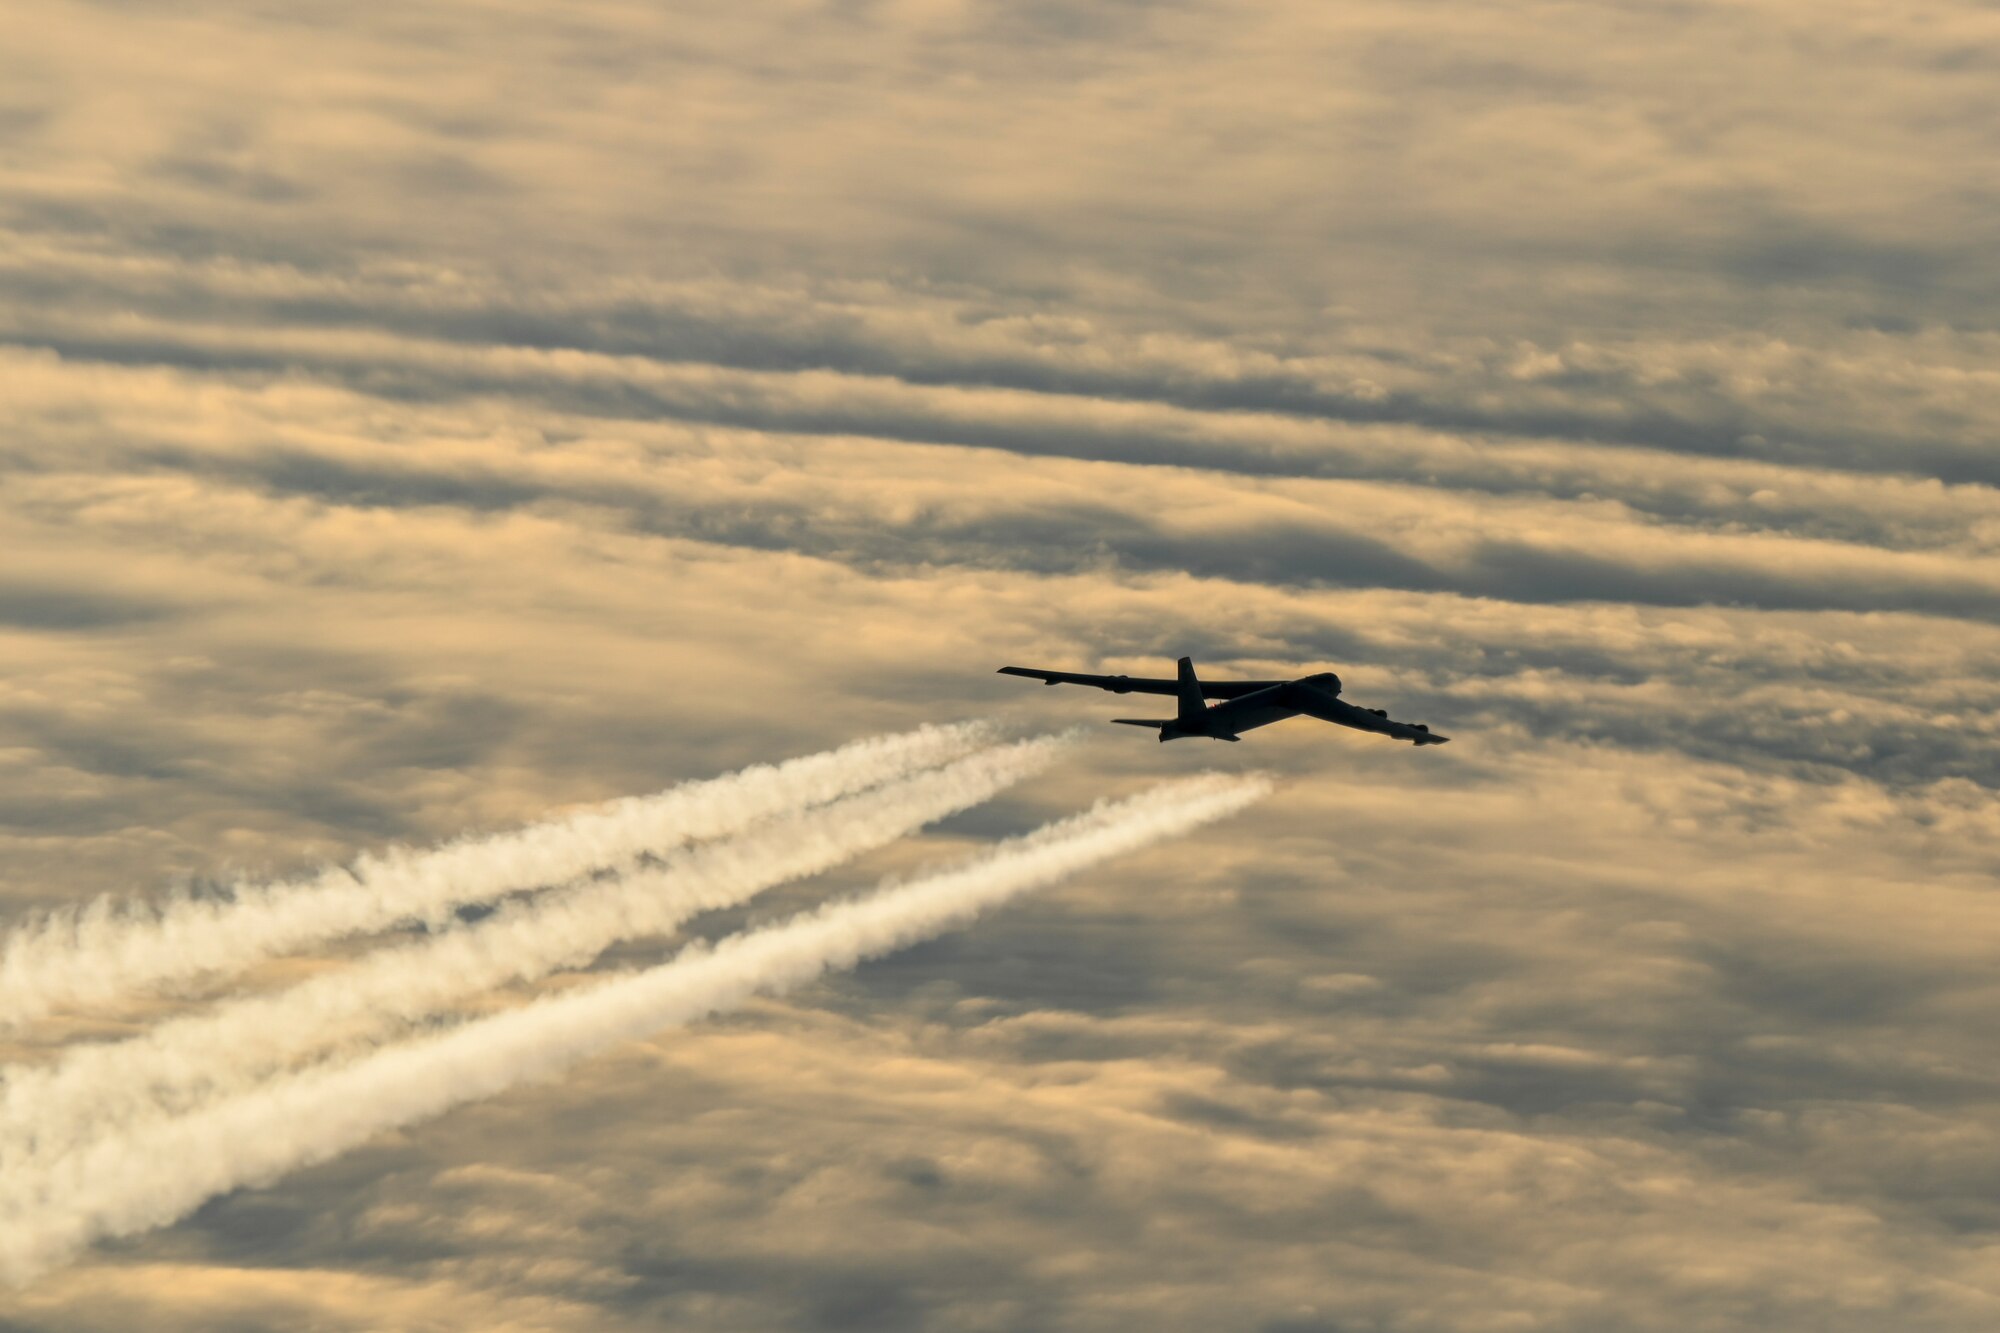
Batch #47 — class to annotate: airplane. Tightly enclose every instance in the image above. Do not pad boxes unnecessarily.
[997,657,1449,746]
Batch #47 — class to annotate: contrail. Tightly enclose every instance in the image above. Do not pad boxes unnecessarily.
[0,773,1268,1284]
[0,721,992,1027]
[0,735,1072,1169]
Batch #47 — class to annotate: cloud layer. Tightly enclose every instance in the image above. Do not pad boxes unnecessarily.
[3,0,1998,1328]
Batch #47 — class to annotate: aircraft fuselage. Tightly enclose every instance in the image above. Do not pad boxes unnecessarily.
[1159,683,1300,741]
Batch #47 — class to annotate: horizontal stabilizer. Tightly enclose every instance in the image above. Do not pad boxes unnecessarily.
[1111,718,1170,729]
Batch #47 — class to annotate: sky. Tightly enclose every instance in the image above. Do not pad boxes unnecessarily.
[4,0,2000,1328]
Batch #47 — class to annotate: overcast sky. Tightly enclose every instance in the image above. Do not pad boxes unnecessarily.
[5,0,2000,1329]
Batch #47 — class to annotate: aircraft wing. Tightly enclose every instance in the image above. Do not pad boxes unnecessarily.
[997,665,1286,701]
[1292,691,1451,745]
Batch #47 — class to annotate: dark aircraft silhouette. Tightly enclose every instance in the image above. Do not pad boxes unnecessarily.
[998,657,1449,745]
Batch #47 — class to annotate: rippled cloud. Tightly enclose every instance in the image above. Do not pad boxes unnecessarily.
[3,0,1998,1328]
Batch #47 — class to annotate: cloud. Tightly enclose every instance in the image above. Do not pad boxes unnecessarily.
[0,775,1265,1286]
[3,1263,602,1333]
[3,0,1999,1325]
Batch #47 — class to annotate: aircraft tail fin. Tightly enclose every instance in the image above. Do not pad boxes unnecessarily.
[1174,656,1207,726]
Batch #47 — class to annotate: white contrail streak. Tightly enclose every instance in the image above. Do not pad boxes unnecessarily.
[0,722,993,1026]
[0,772,1268,1284]
[0,735,1072,1169]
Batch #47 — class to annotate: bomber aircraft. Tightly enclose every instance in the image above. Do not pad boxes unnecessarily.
[998,657,1449,746]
